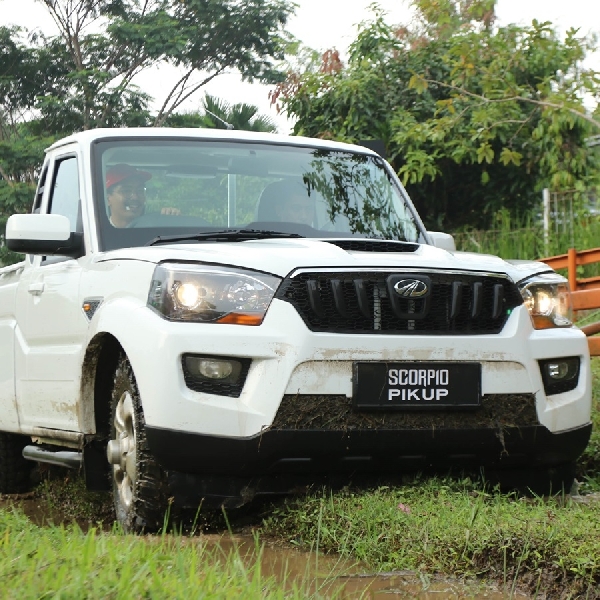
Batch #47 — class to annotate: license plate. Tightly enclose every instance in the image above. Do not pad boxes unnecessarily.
[353,362,481,409]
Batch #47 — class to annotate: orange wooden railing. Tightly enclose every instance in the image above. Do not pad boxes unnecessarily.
[539,247,600,356]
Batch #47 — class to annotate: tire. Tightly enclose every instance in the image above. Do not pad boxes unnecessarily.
[0,432,33,494]
[106,355,170,532]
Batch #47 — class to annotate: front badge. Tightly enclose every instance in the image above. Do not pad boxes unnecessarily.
[393,278,429,298]
[386,274,432,319]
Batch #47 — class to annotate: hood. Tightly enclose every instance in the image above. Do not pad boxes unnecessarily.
[96,239,552,283]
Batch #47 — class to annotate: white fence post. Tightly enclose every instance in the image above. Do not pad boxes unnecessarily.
[543,188,550,251]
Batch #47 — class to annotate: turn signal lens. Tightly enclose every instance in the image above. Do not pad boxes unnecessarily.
[216,312,265,325]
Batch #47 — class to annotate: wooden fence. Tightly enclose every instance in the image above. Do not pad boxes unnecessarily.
[539,248,600,356]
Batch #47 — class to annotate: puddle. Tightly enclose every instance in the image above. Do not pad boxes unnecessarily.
[0,492,113,529]
[0,493,531,598]
[196,534,531,599]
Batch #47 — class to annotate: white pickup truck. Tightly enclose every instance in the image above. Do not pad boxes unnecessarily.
[0,128,592,531]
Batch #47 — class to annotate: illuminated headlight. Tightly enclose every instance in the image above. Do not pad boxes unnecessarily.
[518,273,572,329]
[147,263,281,325]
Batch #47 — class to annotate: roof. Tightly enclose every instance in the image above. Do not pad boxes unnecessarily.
[46,127,378,156]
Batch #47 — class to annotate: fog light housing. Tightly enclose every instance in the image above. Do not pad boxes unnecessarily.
[547,362,570,380]
[182,354,251,397]
[198,358,237,380]
[539,357,580,395]
[185,356,242,383]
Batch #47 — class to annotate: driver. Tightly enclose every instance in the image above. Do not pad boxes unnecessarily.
[106,164,151,228]
[106,163,180,227]
[277,191,316,226]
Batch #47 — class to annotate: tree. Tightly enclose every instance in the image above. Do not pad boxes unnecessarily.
[272,0,600,230]
[165,94,278,131]
[2,0,294,132]
[0,27,55,263]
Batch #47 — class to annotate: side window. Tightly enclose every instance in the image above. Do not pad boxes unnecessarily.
[32,165,48,214]
[42,157,82,264]
[48,157,81,232]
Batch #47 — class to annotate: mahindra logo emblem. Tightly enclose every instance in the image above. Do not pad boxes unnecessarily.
[393,279,429,298]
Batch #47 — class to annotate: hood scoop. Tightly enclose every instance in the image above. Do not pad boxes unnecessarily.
[324,239,419,253]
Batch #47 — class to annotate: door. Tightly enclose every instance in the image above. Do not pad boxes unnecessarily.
[0,165,49,432]
[15,154,89,432]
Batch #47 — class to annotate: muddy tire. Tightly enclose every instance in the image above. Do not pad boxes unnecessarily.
[0,432,33,494]
[106,355,170,532]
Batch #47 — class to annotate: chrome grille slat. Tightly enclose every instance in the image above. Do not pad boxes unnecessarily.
[450,281,462,319]
[492,284,504,319]
[354,279,371,319]
[471,281,483,318]
[330,279,348,317]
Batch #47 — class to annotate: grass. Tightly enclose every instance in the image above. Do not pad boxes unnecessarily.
[1,427,597,598]
[0,507,334,599]
[261,478,600,597]
[576,358,600,494]
[453,209,600,264]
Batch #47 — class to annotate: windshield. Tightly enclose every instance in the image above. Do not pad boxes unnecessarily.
[93,139,423,250]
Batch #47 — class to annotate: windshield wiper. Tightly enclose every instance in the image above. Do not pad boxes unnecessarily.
[145,229,306,246]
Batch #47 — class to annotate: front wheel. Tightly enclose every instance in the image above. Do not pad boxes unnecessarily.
[106,355,170,532]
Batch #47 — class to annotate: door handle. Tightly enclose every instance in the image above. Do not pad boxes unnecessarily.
[28,282,45,296]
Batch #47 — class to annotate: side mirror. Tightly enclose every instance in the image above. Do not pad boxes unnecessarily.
[427,231,456,252]
[6,214,84,258]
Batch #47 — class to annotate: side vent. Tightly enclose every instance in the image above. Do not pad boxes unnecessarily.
[324,239,419,253]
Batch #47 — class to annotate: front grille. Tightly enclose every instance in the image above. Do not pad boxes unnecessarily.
[271,394,538,431]
[277,270,522,334]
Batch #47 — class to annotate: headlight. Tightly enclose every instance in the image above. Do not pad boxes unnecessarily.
[147,263,281,325]
[518,273,573,329]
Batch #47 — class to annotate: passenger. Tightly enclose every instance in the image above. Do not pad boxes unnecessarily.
[258,180,316,227]
[106,163,180,227]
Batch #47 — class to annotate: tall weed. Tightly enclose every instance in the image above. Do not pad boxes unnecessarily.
[453,209,600,278]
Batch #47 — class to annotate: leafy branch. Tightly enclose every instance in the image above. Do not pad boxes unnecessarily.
[413,75,600,132]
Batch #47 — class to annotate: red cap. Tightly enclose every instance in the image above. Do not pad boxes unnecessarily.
[106,164,151,190]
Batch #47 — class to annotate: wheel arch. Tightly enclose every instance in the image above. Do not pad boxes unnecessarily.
[81,332,124,435]
[80,332,124,490]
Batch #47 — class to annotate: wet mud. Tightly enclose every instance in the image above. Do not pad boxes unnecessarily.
[272,394,538,430]
[207,535,531,599]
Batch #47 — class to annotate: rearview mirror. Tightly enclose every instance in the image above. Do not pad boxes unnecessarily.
[6,214,84,258]
[428,231,456,252]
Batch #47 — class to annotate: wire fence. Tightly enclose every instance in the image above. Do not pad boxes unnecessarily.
[453,188,600,273]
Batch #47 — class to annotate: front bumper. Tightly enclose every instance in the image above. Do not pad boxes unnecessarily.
[116,299,592,438]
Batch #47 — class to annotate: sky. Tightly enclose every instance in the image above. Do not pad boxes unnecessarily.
[1,0,600,133]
